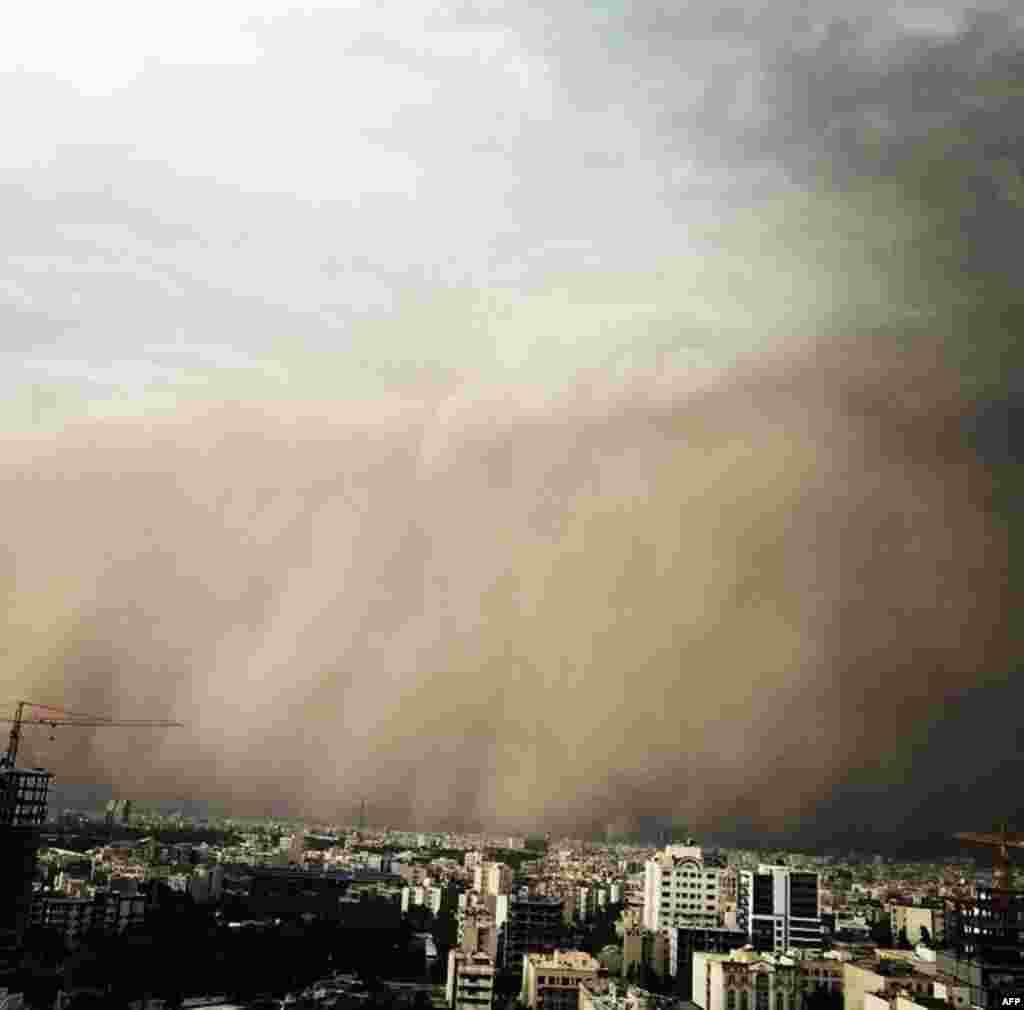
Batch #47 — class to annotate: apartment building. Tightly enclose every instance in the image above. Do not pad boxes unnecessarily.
[522,949,600,1010]
[447,950,496,1010]
[643,847,723,931]
[692,949,800,1010]
[30,890,146,949]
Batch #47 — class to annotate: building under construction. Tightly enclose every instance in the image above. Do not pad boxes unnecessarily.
[937,828,1024,1009]
[0,763,52,970]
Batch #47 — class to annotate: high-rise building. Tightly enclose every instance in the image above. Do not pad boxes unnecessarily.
[643,846,723,931]
[447,949,496,1010]
[938,883,1024,1009]
[736,867,822,952]
[0,764,51,964]
[496,895,564,971]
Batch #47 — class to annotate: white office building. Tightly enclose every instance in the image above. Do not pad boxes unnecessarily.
[642,845,722,931]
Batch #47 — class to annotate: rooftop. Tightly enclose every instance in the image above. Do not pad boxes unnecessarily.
[528,949,600,971]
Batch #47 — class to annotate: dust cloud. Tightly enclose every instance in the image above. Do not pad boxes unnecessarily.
[0,331,1008,834]
[1,0,1020,838]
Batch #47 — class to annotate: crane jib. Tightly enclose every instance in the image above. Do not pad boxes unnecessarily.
[1,699,183,767]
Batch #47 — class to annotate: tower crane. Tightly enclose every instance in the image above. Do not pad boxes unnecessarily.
[1,699,183,768]
[954,823,1024,892]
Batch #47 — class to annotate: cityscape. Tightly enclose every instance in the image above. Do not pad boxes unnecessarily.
[3,769,1024,1010]
[0,0,1020,1009]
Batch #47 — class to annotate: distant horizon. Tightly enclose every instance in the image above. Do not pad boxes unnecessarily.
[44,794,995,864]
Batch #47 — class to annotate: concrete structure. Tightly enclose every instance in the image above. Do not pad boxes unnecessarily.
[459,909,499,959]
[447,949,496,1010]
[0,765,51,962]
[930,974,973,1008]
[497,895,564,971]
[939,883,1024,1009]
[581,977,702,1010]
[403,885,444,916]
[842,959,934,1010]
[692,949,800,1010]
[644,847,723,931]
[863,994,958,1010]
[487,863,513,898]
[247,868,351,921]
[737,867,822,952]
[622,910,646,977]
[522,949,600,1010]
[30,890,146,948]
[579,887,596,922]
[888,905,944,947]
[667,927,749,999]
[796,958,843,1003]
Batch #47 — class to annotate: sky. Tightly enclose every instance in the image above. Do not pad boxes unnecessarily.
[1,0,1020,850]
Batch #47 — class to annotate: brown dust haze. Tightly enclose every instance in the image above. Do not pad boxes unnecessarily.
[0,334,1008,837]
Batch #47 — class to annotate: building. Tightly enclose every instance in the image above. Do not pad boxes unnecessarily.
[0,764,51,962]
[623,909,646,977]
[522,949,600,1010]
[30,890,147,949]
[843,958,935,1010]
[937,883,1024,1009]
[403,884,444,916]
[795,958,843,1003]
[104,798,132,830]
[580,887,596,922]
[287,832,307,866]
[643,847,723,931]
[30,896,93,948]
[668,927,749,999]
[581,977,703,1010]
[247,868,351,922]
[737,867,822,952]
[889,905,944,947]
[497,895,564,971]
[459,908,499,959]
[487,863,514,898]
[692,949,800,1010]
[188,865,225,904]
[447,950,496,1010]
